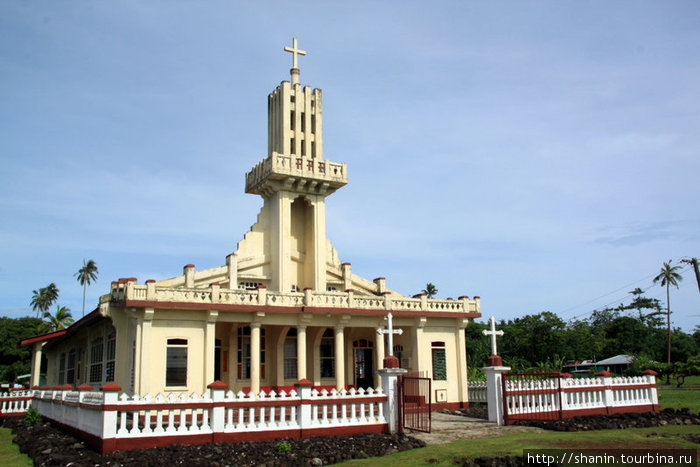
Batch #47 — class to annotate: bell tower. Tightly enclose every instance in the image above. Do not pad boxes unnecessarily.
[244,38,348,293]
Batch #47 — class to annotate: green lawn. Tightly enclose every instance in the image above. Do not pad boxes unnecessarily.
[0,426,31,467]
[341,426,700,466]
[658,374,700,412]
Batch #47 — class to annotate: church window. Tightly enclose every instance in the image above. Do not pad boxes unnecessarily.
[238,281,261,290]
[58,352,66,385]
[105,332,116,383]
[166,338,188,387]
[290,138,295,155]
[290,111,295,131]
[431,341,447,381]
[66,349,76,385]
[311,114,316,133]
[283,328,297,379]
[291,284,299,292]
[301,112,306,132]
[89,337,104,384]
[237,327,265,379]
[311,141,316,158]
[326,286,338,292]
[320,328,335,378]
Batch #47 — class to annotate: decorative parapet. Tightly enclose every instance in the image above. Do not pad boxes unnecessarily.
[245,153,347,196]
[110,281,480,316]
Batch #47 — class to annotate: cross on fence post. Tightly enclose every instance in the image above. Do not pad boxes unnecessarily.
[482,316,504,366]
[377,313,403,368]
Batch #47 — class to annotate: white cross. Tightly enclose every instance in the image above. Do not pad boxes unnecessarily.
[376,313,403,357]
[284,37,306,69]
[482,316,504,356]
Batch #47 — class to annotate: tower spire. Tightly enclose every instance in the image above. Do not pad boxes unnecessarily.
[284,37,306,85]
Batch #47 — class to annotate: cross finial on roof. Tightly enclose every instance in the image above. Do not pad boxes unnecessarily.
[284,37,306,70]
[482,316,504,356]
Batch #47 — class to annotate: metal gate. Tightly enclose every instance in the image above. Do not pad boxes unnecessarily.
[502,373,562,424]
[399,375,431,433]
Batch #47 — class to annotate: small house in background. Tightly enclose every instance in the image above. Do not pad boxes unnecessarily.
[21,39,481,409]
[595,354,634,375]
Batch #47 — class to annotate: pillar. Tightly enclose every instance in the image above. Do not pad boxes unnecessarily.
[334,325,345,390]
[374,331,385,387]
[137,308,154,395]
[204,311,218,386]
[297,325,307,380]
[250,323,261,394]
[483,364,511,426]
[377,367,407,433]
[31,342,43,387]
[455,319,469,405]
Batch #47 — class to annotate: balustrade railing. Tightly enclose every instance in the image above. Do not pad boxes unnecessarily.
[0,390,33,416]
[111,282,480,315]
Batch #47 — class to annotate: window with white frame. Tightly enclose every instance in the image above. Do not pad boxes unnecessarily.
[166,338,188,387]
[89,336,104,383]
[105,331,116,382]
[283,328,297,379]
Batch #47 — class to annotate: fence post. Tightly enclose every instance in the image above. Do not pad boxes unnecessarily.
[377,365,407,433]
[208,380,228,439]
[642,370,659,412]
[295,379,314,435]
[596,371,614,414]
[482,363,510,426]
[101,382,121,452]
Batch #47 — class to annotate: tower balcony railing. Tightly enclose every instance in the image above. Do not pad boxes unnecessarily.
[245,152,347,194]
[109,281,480,315]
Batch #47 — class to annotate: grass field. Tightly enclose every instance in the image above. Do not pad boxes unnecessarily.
[0,425,31,467]
[657,374,700,412]
[340,426,699,466]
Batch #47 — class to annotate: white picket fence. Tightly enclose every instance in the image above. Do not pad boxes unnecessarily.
[0,390,33,416]
[503,373,658,422]
[467,381,487,403]
[28,383,388,453]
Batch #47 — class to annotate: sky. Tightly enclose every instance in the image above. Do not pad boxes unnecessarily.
[1,1,699,333]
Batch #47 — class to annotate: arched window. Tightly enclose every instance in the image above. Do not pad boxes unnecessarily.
[284,328,297,379]
[320,328,335,378]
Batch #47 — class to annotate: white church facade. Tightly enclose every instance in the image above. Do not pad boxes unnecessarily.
[23,39,481,408]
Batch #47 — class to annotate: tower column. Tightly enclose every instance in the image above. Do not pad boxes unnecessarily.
[297,325,307,380]
[250,323,261,394]
[270,191,292,292]
[311,196,327,291]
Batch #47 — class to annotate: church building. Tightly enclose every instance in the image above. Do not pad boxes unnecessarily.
[22,39,481,408]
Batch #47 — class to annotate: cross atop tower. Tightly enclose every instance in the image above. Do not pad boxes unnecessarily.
[284,37,306,84]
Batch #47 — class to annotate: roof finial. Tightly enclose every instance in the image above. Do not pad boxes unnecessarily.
[284,37,306,85]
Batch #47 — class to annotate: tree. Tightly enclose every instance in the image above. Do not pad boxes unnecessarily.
[0,317,44,384]
[29,283,59,318]
[422,283,438,298]
[40,305,74,333]
[653,260,683,368]
[75,259,98,316]
[680,257,700,295]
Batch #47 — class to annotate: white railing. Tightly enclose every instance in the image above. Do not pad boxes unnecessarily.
[29,382,388,453]
[502,373,658,422]
[0,390,33,415]
[467,381,487,403]
[111,281,481,316]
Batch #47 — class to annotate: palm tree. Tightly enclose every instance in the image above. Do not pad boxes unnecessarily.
[422,283,438,298]
[41,305,74,332]
[653,260,683,369]
[74,259,98,316]
[30,283,59,318]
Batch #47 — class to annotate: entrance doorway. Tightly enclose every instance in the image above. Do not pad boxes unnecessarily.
[353,339,374,388]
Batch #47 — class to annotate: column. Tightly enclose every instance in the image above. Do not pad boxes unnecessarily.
[137,308,154,395]
[250,323,261,394]
[455,319,468,405]
[31,342,43,387]
[483,364,511,426]
[311,197,327,292]
[374,331,385,387]
[297,325,307,380]
[204,311,218,385]
[334,325,345,390]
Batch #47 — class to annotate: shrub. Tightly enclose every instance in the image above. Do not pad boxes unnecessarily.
[24,407,41,427]
[276,440,292,453]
